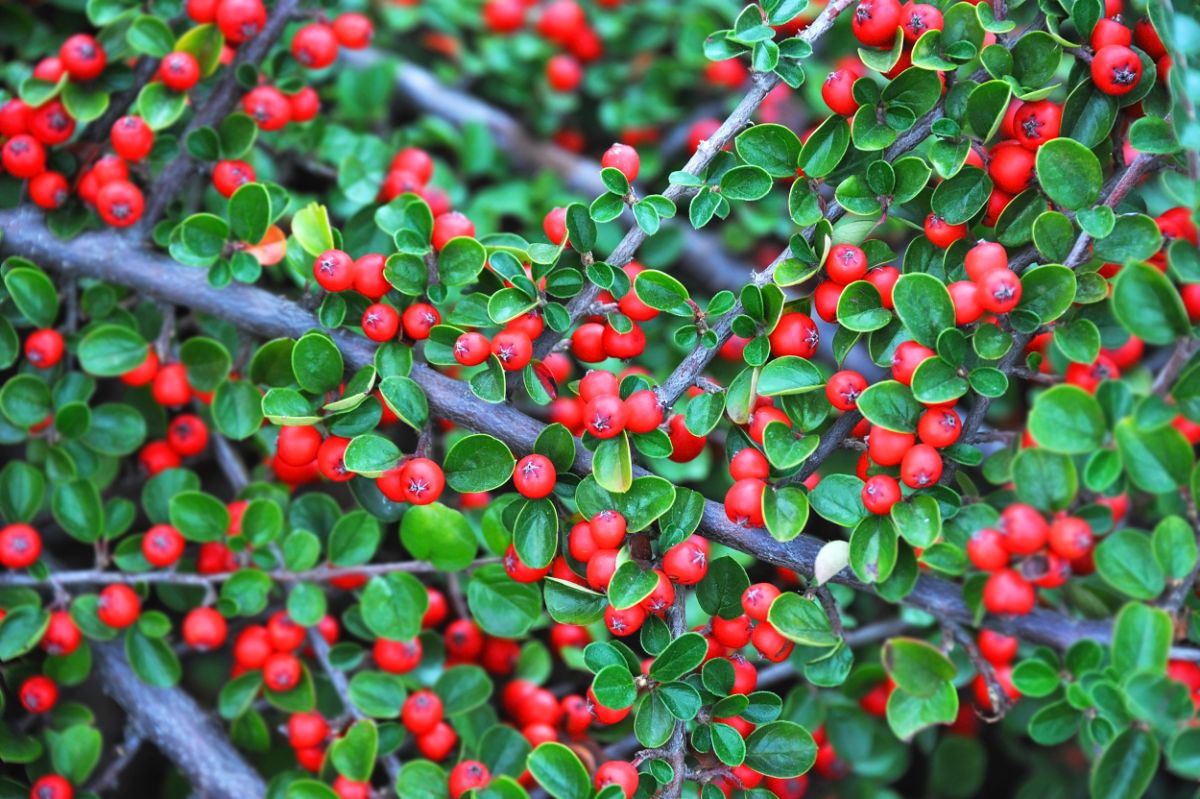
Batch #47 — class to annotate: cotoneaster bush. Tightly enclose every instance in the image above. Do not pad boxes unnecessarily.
[0,0,1197,798]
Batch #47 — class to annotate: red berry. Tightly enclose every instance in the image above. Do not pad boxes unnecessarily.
[1012,100,1062,150]
[769,311,820,358]
[724,478,766,527]
[1048,516,1093,560]
[60,34,106,81]
[182,606,228,650]
[142,523,185,567]
[97,584,141,628]
[900,2,943,42]
[213,160,256,198]
[111,115,154,161]
[663,538,707,585]
[490,330,532,371]
[432,211,475,250]
[167,414,209,457]
[288,712,329,749]
[2,135,47,179]
[584,394,627,439]
[826,370,867,411]
[332,13,373,49]
[292,23,339,69]
[449,761,491,799]
[362,303,400,342]
[751,621,794,662]
[242,86,291,131]
[404,689,445,734]
[594,761,639,798]
[217,0,267,44]
[95,180,144,228]
[263,652,302,691]
[868,425,915,466]
[401,457,445,505]
[826,244,868,284]
[24,329,64,369]
[28,101,75,146]
[316,435,353,482]
[158,51,201,91]
[976,268,1021,314]
[547,54,583,91]
[822,69,859,116]
[862,474,902,514]
[600,142,640,182]
[20,674,58,713]
[374,638,422,673]
[313,249,355,292]
[40,611,81,656]
[454,331,491,366]
[998,503,1049,556]
[730,447,770,480]
[978,629,1018,664]
[890,340,934,385]
[925,213,968,248]
[513,454,557,499]
[918,407,961,447]
[852,0,902,46]
[0,524,42,569]
[899,443,943,488]
[605,603,646,636]
[742,582,780,622]
[983,568,1036,615]
[1092,44,1142,95]
[31,775,73,799]
[416,721,457,760]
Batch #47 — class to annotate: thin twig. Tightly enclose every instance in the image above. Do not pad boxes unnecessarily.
[944,621,1011,721]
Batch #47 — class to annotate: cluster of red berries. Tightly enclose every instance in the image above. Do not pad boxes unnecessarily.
[811,243,900,324]
[481,0,607,91]
[291,13,373,70]
[185,0,267,44]
[545,142,641,242]
[969,504,1098,615]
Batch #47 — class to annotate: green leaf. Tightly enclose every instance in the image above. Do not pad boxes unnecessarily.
[514,498,558,570]
[1090,728,1159,799]
[1018,264,1076,324]
[527,742,591,799]
[882,638,956,698]
[169,491,229,542]
[175,23,224,76]
[137,81,186,129]
[735,123,802,178]
[444,434,515,492]
[228,183,271,244]
[634,269,691,314]
[292,332,343,394]
[757,356,824,396]
[849,516,898,584]
[650,632,708,682]
[574,475,675,532]
[1028,385,1106,454]
[744,721,817,778]
[330,719,377,782]
[886,682,959,741]
[46,724,102,784]
[401,502,478,571]
[1096,529,1165,600]
[763,485,810,542]
[77,325,147,376]
[0,606,50,661]
[543,578,607,626]
[931,166,991,225]
[1115,418,1193,493]
[1112,262,1190,345]
[213,379,263,440]
[292,203,335,258]
[1035,139,1102,210]
[593,434,633,493]
[4,267,59,327]
[1011,448,1077,511]
[1112,602,1171,675]
[361,572,428,641]
[467,564,541,637]
[798,115,850,178]
[809,473,867,527]
[719,165,773,201]
[857,380,922,432]
[1153,516,1197,582]
[125,625,182,687]
[892,274,954,348]
[768,592,838,648]
[349,671,407,719]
